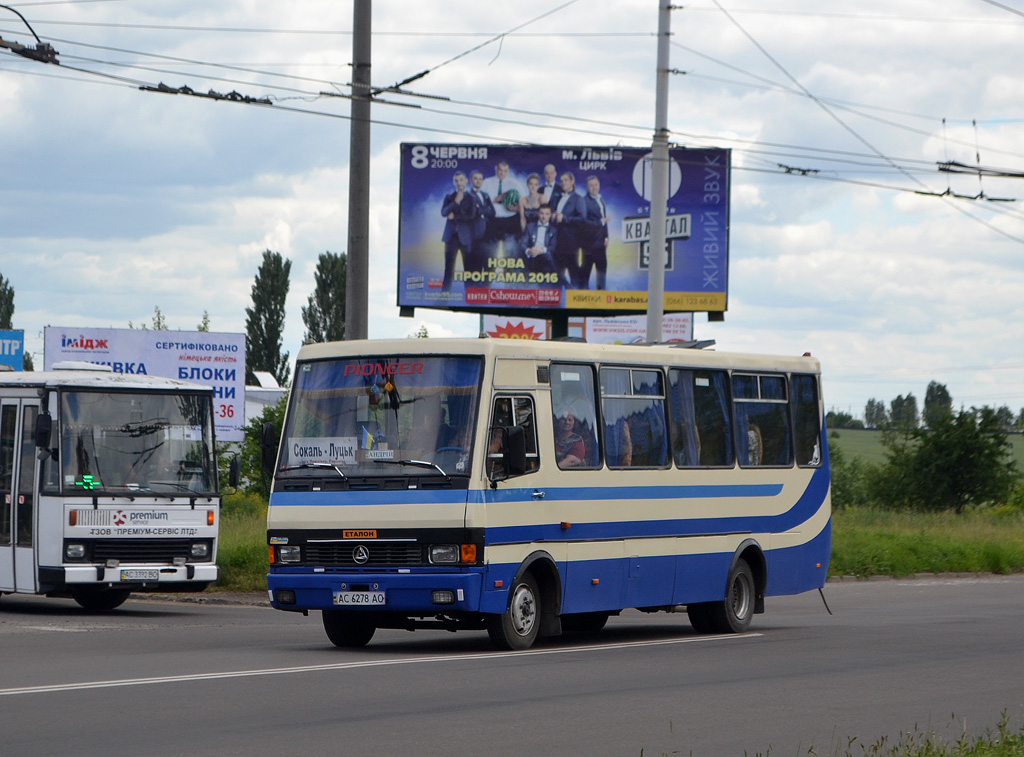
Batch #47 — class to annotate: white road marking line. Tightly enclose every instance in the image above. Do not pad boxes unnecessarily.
[0,632,760,697]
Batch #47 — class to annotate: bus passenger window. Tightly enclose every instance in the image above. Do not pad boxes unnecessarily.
[550,364,599,470]
[668,370,734,467]
[733,374,793,467]
[791,374,822,466]
[600,367,668,468]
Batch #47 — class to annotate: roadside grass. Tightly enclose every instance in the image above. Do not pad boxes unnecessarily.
[737,712,1024,756]
[213,491,267,592]
[822,714,1024,757]
[830,506,1024,578]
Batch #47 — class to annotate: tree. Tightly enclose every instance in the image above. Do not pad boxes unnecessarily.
[0,272,13,330]
[301,251,346,344]
[889,393,919,430]
[129,305,170,330]
[864,398,888,429]
[993,405,1016,432]
[197,311,211,332]
[245,250,292,386]
[923,381,952,429]
[0,271,32,370]
[873,406,1018,512]
[826,410,863,429]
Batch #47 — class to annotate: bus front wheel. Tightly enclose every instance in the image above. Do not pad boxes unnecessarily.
[71,588,131,611]
[322,610,376,648]
[707,559,755,633]
[487,573,540,650]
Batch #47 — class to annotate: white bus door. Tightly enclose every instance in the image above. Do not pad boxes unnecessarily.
[0,400,40,594]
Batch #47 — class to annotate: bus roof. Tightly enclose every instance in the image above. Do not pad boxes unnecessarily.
[0,369,214,393]
[295,337,821,374]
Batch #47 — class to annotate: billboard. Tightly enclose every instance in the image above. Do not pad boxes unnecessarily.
[44,327,246,442]
[483,313,694,343]
[0,329,25,371]
[398,144,729,314]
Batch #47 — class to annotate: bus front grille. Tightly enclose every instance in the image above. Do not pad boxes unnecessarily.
[305,543,425,567]
[92,539,193,563]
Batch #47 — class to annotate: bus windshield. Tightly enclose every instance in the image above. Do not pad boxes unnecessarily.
[52,390,217,495]
[279,355,484,477]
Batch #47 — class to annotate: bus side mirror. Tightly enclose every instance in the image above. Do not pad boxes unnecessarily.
[229,455,241,488]
[34,411,52,449]
[505,425,527,476]
[487,425,527,484]
[260,422,278,476]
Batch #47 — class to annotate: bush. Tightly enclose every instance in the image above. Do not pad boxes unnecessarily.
[871,408,1019,512]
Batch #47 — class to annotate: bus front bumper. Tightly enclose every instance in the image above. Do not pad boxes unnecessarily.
[267,569,484,614]
[41,563,219,590]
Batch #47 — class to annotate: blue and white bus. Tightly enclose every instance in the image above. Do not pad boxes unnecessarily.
[266,337,830,650]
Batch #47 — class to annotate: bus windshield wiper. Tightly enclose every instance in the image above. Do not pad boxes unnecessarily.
[278,462,348,480]
[371,459,449,479]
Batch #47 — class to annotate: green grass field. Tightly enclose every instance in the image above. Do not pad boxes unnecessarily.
[828,428,1024,469]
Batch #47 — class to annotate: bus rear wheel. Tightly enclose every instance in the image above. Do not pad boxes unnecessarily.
[322,611,376,648]
[71,588,131,611]
[707,559,755,633]
[487,573,540,650]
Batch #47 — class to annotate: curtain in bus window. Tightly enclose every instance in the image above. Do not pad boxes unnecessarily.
[551,364,599,469]
[791,374,822,466]
[667,371,699,467]
[673,370,734,467]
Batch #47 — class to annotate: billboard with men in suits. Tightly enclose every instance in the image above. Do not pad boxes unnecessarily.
[397,143,730,315]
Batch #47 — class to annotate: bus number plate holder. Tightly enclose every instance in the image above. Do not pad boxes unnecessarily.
[333,591,386,606]
[120,569,159,581]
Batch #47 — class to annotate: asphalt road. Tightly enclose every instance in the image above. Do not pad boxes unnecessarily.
[1,576,1022,756]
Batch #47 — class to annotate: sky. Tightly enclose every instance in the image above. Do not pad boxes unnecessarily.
[1,0,1022,419]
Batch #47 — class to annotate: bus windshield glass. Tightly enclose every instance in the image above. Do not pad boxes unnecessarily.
[279,356,484,477]
[52,391,217,495]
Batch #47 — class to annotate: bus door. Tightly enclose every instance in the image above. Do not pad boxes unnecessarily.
[0,399,40,594]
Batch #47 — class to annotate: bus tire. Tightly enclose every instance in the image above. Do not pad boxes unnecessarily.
[322,611,376,648]
[72,588,131,611]
[561,611,609,635]
[487,572,540,650]
[708,559,755,633]
[686,602,715,634]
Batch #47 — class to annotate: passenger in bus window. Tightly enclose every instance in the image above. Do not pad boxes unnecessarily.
[747,423,763,465]
[554,409,586,468]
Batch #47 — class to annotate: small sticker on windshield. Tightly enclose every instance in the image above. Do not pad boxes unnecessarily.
[366,449,395,460]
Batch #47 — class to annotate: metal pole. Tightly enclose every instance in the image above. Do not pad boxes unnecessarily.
[645,0,672,343]
[345,0,371,340]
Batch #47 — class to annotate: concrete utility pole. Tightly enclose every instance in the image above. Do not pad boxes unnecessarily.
[345,0,371,340]
[645,0,672,343]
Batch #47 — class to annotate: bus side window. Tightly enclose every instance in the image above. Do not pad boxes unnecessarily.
[600,367,669,468]
[733,374,793,467]
[488,396,539,478]
[550,364,600,470]
[791,374,822,466]
[668,369,734,467]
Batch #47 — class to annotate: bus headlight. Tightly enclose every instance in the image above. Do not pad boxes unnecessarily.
[429,545,459,564]
[278,546,301,563]
[190,542,210,559]
[66,543,86,560]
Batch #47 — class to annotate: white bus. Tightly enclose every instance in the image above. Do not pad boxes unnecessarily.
[266,338,830,649]
[0,364,223,610]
